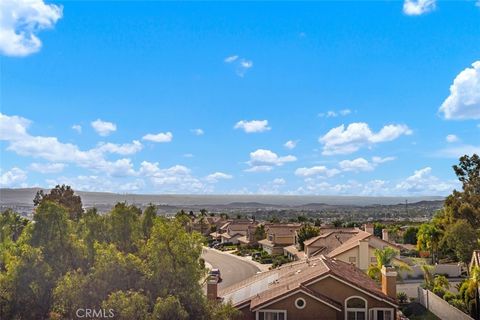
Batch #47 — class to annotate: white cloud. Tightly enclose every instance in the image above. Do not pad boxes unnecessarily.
[439,61,480,120]
[403,0,436,16]
[339,158,374,172]
[318,109,352,118]
[72,124,82,133]
[446,134,459,143]
[95,141,143,155]
[224,55,253,77]
[0,0,62,57]
[234,120,271,133]
[0,113,140,177]
[46,175,145,193]
[142,132,173,143]
[284,140,298,150]
[273,178,286,185]
[0,167,27,187]
[191,128,204,136]
[396,167,456,194]
[91,119,117,136]
[319,122,412,155]
[139,161,208,193]
[372,156,396,164]
[295,166,340,178]
[224,55,238,63]
[247,149,296,173]
[29,162,65,173]
[205,172,233,183]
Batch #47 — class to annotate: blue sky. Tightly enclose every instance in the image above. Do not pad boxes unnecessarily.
[0,0,479,195]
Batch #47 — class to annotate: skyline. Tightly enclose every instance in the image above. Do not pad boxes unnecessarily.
[1,0,480,196]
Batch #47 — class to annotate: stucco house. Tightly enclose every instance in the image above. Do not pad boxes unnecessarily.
[258,223,302,255]
[211,255,399,320]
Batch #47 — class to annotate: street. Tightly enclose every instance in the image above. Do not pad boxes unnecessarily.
[202,248,260,290]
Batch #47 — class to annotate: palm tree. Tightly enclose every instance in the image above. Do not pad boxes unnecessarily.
[367,247,410,281]
[420,264,434,290]
[466,266,480,319]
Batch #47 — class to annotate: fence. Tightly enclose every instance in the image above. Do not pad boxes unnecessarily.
[417,287,473,320]
[399,264,462,279]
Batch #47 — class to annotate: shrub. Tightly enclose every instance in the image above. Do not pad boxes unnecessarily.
[397,292,408,304]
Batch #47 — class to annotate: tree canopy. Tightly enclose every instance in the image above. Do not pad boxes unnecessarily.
[0,186,238,320]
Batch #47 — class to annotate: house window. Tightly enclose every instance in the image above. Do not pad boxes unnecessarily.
[345,296,367,320]
[369,308,394,320]
[349,257,357,263]
[257,310,286,320]
[295,297,306,309]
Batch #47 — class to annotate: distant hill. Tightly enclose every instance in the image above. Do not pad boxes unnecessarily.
[0,187,445,207]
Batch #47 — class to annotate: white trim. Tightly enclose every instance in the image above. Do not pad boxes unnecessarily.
[252,288,342,312]
[305,274,398,308]
[294,297,306,310]
[345,296,368,320]
[255,309,287,320]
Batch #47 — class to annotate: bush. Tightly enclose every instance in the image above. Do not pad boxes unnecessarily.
[442,291,455,302]
[272,255,289,268]
[432,287,445,298]
[397,292,408,304]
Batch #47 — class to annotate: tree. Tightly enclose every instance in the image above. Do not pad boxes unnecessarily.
[0,209,28,243]
[444,154,480,229]
[145,218,206,317]
[297,224,319,250]
[367,247,406,281]
[253,225,266,242]
[142,204,157,240]
[402,226,418,245]
[442,219,478,264]
[101,290,149,320]
[109,202,141,253]
[417,223,442,264]
[151,295,188,320]
[34,185,84,220]
[0,244,55,320]
[30,201,85,275]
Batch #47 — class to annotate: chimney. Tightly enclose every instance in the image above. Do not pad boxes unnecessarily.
[358,239,369,270]
[207,278,218,301]
[382,229,389,242]
[364,223,374,235]
[381,266,397,300]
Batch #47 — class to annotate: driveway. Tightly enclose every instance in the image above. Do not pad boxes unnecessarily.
[202,248,260,290]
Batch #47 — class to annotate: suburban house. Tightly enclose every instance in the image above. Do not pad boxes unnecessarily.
[303,228,360,258]
[325,230,402,271]
[214,220,259,244]
[238,225,260,246]
[258,223,302,255]
[211,255,398,320]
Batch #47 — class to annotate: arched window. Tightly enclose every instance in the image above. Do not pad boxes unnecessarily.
[345,296,367,320]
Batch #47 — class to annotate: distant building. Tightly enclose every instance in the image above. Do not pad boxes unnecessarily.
[258,223,302,255]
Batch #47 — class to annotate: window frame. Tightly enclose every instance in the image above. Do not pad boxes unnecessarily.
[369,308,395,320]
[344,296,368,320]
[256,309,288,320]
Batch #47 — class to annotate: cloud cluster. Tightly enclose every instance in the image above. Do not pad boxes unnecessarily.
[91,119,117,136]
[395,167,456,194]
[284,140,298,150]
[224,55,253,77]
[0,167,27,187]
[0,0,62,57]
[205,172,233,183]
[319,122,412,155]
[318,109,351,118]
[246,149,296,172]
[403,0,436,16]
[439,61,480,120]
[142,132,173,143]
[234,120,271,133]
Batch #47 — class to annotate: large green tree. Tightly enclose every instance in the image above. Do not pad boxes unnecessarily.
[297,224,319,250]
[34,185,84,221]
